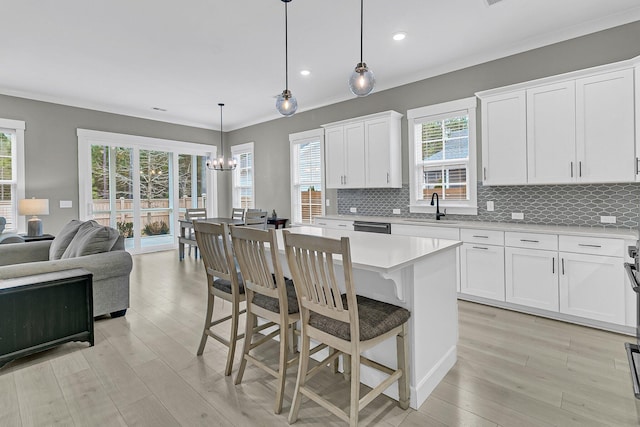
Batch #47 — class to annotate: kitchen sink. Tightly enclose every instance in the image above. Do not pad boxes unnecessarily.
[401,218,458,225]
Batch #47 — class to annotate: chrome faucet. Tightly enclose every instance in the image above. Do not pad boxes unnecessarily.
[430,192,446,220]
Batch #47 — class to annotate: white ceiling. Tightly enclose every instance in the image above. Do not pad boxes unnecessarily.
[2,0,640,131]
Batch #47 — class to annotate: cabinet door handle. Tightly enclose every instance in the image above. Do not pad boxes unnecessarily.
[338,224,347,227]
[483,167,487,181]
[579,161,582,177]
[473,246,489,250]
[472,235,489,238]
[636,157,639,175]
[570,162,573,178]
[562,258,565,275]
[318,222,327,226]
[578,243,602,248]
[387,172,390,183]
[552,257,555,274]
[520,239,539,243]
[344,175,347,185]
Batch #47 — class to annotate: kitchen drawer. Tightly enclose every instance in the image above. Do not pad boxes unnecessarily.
[392,224,459,240]
[460,228,504,246]
[314,218,354,230]
[505,232,558,251]
[559,235,624,257]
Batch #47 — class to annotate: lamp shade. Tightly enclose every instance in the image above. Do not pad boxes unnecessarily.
[18,198,49,216]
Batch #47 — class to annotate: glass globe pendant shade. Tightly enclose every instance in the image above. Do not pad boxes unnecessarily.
[276,89,298,116]
[349,62,375,97]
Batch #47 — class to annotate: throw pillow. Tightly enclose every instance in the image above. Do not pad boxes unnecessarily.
[49,219,83,260]
[61,220,120,259]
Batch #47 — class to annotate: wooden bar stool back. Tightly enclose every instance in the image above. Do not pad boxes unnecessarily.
[230,226,300,414]
[194,221,246,376]
[283,230,411,426]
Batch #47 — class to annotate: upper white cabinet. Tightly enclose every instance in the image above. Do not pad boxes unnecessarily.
[477,63,636,185]
[575,69,635,183]
[526,81,576,184]
[480,91,527,185]
[323,111,402,189]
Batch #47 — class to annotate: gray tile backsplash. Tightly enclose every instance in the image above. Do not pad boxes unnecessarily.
[337,183,640,230]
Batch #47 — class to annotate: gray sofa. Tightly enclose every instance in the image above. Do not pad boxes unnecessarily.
[0,220,133,317]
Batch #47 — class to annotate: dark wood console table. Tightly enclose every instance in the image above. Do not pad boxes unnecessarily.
[0,268,94,368]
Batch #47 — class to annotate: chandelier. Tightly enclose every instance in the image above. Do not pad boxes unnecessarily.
[206,103,236,171]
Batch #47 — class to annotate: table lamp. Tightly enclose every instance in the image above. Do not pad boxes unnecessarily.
[18,198,49,236]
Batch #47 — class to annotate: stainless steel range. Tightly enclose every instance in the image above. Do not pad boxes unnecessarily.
[624,240,640,399]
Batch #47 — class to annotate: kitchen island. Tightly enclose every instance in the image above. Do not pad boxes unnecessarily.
[274,226,462,409]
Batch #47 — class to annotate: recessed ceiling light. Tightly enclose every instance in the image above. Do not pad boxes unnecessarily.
[300,70,311,76]
[152,107,167,112]
[392,32,406,41]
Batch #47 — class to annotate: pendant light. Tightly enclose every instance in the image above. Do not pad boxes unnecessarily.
[275,0,298,116]
[206,103,237,171]
[348,0,375,97]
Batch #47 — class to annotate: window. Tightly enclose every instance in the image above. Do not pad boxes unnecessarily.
[231,142,254,209]
[0,119,25,232]
[407,97,477,215]
[290,129,324,225]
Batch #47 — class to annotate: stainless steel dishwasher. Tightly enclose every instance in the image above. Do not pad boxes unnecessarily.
[353,221,391,234]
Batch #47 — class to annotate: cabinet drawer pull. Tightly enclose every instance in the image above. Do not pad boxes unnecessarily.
[578,243,602,248]
[338,224,347,227]
[636,157,639,175]
[387,172,390,183]
[317,222,327,226]
[562,258,565,275]
[579,161,582,177]
[552,257,555,274]
[472,235,489,238]
[483,167,487,181]
[520,239,539,243]
[570,161,573,178]
[473,246,489,250]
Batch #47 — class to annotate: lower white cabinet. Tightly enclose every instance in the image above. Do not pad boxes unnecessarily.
[460,243,505,300]
[559,252,625,325]
[505,247,559,311]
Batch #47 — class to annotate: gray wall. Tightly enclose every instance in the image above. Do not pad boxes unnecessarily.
[0,96,218,233]
[225,20,640,221]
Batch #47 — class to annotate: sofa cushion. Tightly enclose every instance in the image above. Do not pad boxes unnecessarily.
[61,221,120,259]
[49,220,84,260]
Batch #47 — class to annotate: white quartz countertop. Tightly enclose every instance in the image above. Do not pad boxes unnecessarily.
[275,226,461,274]
[316,215,638,240]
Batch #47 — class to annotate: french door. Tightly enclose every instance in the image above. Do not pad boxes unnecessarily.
[78,130,216,254]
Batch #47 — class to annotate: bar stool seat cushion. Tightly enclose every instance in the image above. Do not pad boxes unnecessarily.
[213,274,245,294]
[309,294,410,341]
[253,277,299,314]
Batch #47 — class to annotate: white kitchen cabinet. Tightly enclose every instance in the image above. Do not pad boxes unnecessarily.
[526,81,576,184]
[575,69,635,183]
[460,229,505,300]
[477,64,636,185]
[313,218,354,230]
[324,122,365,188]
[364,115,402,188]
[505,247,558,311]
[559,252,625,325]
[323,111,402,189]
[480,91,527,185]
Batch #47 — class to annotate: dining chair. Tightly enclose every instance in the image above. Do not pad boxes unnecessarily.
[230,226,300,414]
[194,221,246,376]
[185,208,207,258]
[243,210,268,230]
[232,208,245,222]
[283,230,411,426]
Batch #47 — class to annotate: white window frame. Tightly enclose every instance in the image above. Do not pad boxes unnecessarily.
[231,142,254,209]
[289,128,325,225]
[0,119,26,233]
[407,97,478,215]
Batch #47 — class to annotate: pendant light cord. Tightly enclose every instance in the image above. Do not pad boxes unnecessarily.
[219,103,224,158]
[285,1,289,91]
[360,0,364,64]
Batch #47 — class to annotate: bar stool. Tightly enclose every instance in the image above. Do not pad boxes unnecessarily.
[283,230,411,426]
[230,226,299,414]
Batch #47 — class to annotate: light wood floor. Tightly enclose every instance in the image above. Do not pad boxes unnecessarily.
[1,250,640,426]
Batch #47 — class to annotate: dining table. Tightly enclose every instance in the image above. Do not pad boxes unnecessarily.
[178,217,244,261]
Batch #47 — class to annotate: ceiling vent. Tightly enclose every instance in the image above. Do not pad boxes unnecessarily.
[485,0,504,5]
